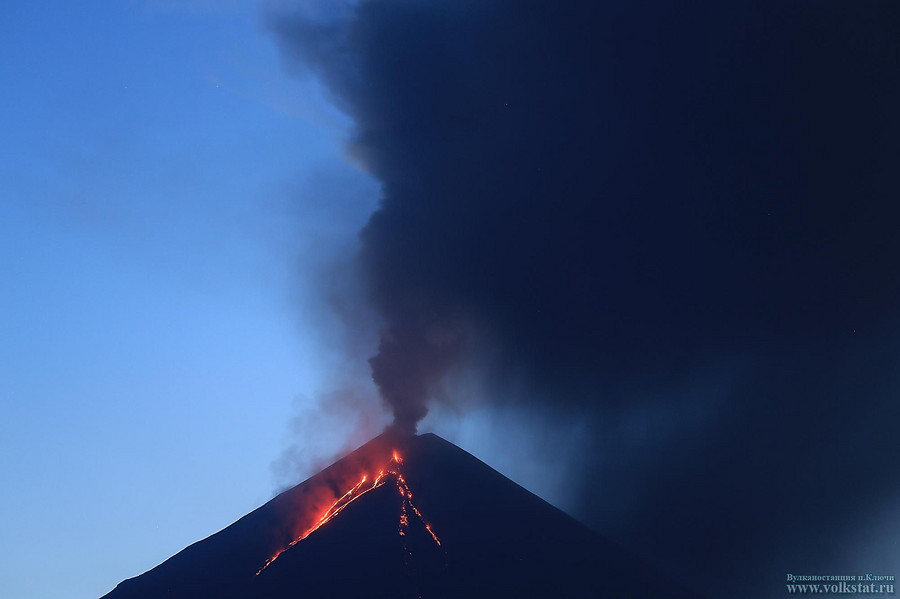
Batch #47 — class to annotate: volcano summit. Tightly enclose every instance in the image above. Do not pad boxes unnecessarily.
[102,432,697,598]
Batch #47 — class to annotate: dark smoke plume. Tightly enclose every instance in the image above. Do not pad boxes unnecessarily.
[266,1,900,594]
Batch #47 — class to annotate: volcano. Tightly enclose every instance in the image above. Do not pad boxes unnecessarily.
[102,432,698,598]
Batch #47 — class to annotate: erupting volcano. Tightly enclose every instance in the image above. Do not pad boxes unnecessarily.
[256,450,442,576]
[101,432,699,599]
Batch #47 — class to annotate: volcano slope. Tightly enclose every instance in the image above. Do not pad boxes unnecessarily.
[102,432,699,598]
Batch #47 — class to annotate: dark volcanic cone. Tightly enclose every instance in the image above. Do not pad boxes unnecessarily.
[102,432,698,598]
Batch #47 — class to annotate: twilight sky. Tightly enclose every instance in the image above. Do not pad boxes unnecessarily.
[3,2,899,598]
[1,3,379,598]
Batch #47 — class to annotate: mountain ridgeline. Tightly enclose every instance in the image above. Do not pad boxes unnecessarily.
[102,432,698,598]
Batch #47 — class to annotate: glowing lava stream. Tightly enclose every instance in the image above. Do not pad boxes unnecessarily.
[256,451,441,575]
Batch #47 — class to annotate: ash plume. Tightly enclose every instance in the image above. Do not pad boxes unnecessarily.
[265,0,900,594]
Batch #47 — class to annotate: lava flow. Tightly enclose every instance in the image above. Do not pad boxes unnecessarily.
[256,450,441,575]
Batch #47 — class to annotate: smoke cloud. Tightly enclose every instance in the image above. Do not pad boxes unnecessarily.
[265,0,900,594]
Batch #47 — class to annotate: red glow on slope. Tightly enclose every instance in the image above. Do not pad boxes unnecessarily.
[256,451,441,575]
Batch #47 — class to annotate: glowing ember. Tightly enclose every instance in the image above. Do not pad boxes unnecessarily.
[256,451,441,575]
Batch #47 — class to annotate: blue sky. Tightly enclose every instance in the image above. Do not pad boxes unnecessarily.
[0,2,382,597]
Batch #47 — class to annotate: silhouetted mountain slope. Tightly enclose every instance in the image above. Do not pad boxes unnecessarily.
[102,432,698,598]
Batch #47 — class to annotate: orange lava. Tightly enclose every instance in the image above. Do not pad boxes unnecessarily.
[256,451,441,575]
